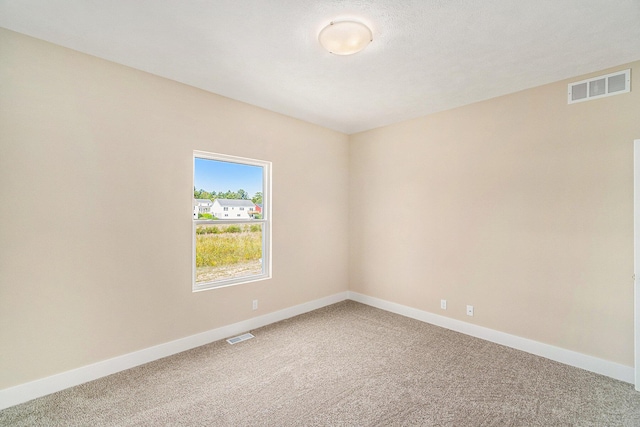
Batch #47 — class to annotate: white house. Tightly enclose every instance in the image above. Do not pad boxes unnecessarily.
[211,199,256,219]
[193,198,214,219]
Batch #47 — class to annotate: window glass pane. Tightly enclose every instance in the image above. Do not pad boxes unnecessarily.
[194,158,264,220]
[195,222,264,283]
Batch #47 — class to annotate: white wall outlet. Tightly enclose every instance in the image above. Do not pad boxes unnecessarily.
[466,305,474,316]
[252,299,258,310]
[440,299,447,310]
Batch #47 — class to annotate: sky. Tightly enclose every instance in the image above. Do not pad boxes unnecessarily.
[194,158,263,198]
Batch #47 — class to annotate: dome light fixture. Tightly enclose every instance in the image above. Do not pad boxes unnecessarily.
[318,20,373,55]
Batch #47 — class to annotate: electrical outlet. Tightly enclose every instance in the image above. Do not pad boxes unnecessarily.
[252,299,258,310]
[466,305,474,316]
[440,299,447,310]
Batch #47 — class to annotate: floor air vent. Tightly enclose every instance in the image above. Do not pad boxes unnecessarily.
[568,69,630,104]
[226,333,255,345]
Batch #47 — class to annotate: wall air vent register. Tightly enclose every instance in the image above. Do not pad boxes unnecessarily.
[568,69,630,104]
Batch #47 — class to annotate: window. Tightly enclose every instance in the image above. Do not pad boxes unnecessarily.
[193,151,271,291]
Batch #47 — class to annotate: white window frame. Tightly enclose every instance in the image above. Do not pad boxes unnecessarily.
[192,151,271,292]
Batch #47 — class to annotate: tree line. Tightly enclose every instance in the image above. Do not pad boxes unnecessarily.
[194,188,263,205]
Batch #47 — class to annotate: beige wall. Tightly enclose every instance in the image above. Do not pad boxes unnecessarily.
[349,61,640,366]
[0,29,349,389]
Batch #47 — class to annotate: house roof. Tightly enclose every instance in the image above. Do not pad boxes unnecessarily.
[195,199,213,204]
[1,1,638,134]
[214,199,256,208]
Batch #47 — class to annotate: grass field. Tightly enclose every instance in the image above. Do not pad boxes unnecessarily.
[195,224,262,283]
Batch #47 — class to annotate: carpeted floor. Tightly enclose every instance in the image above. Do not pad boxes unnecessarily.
[2,300,640,426]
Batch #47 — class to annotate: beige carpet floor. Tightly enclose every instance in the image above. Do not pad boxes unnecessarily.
[2,300,640,426]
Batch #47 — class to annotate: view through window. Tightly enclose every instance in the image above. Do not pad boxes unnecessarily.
[193,151,271,291]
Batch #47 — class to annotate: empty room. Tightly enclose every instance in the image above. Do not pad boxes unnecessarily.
[1,1,640,425]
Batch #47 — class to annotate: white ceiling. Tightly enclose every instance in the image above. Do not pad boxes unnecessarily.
[1,0,639,134]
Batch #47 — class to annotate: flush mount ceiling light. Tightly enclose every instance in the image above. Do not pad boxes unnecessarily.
[318,20,373,55]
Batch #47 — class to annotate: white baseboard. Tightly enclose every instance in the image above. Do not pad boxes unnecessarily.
[0,291,349,410]
[348,291,634,384]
